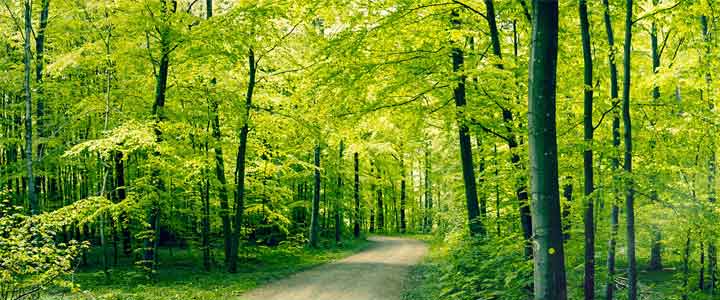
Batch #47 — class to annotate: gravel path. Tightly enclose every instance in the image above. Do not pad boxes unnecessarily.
[239,236,428,300]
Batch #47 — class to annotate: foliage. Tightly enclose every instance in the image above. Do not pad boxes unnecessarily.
[0,191,91,300]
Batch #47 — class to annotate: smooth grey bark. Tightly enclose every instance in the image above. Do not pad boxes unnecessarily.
[528,1,567,299]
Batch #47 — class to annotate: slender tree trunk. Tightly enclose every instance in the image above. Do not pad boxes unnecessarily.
[451,10,483,236]
[22,0,36,215]
[424,142,432,233]
[621,0,637,298]
[229,48,255,273]
[335,141,344,243]
[602,0,622,298]
[400,157,407,233]
[647,1,664,273]
[34,0,50,207]
[701,15,717,293]
[309,145,321,248]
[353,152,361,238]
[562,180,572,241]
[682,229,691,300]
[376,182,384,232]
[579,1,595,298]
[486,0,530,248]
[528,1,566,298]
[205,0,232,270]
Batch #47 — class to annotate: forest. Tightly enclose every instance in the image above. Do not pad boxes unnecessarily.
[0,0,717,299]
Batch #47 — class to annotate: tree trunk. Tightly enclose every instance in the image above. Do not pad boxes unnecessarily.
[23,0,37,215]
[400,157,407,233]
[528,1,567,299]
[701,15,717,293]
[682,230,691,300]
[376,183,384,232]
[309,145,322,248]
[228,48,255,273]
[34,0,50,207]
[579,0,595,298]
[562,180,572,241]
[621,0,637,298]
[424,142,432,233]
[451,10,483,236]
[205,0,232,270]
[354,152,361,238]
[602,0,622,298]
[335,141,344,243]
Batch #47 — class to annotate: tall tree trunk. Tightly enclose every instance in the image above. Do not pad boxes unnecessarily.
[579,0,595,298]
[701,15,717,293]
[205,0,232,270]
[376,181,384,232]
[476,138,487,221]
[528,1,566,299]
[621,0,637,299]
[602,0,622,298]
[34,0,50,207]
[228,48,255,273]
[400,156,407,233]
[353,152,361,238]
[424,142,432,233]
[335,141,344,243]
[562,180,572,241]
[682,229,691,300]
[485,0,530,249]
[451,10,483,236]
[309,145,321,248]
[647,0,663,272]
[23,0,37,215]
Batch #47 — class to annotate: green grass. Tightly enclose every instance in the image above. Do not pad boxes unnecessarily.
[401,236,446,300]
[43,237,370,300]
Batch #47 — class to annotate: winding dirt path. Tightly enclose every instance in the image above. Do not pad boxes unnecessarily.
[239,236,428,300]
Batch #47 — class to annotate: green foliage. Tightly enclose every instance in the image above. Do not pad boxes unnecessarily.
[0,191,91,300]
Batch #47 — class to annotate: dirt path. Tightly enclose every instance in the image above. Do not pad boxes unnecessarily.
[239,236,428,300]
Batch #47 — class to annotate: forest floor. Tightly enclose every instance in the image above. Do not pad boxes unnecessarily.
[42,237,373,300]
[239,236,428,300]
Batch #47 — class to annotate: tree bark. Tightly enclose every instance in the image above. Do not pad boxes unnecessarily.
[22,0,36,215]
[335,141,344,243]
[621,0,637,299]
[528,1,567,299]
[353,152,361,238]
[228,48,255,272]
[451,10,483,236]
[579,0,595,298]
[309,145,321,248]
[602,0,622,298]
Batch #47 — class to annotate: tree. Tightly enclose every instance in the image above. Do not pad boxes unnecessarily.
[450,9,482,236]
[578,0,595,299]
[309,145,321,248]
[527,0,567,298]
[622,0,638,299]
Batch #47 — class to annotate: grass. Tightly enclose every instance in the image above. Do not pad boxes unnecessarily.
[400,234,699,300]
[401,236,446,300]
[43,237,370,300]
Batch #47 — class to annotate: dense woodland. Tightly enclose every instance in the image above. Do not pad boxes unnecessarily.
[2,0,720,299]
